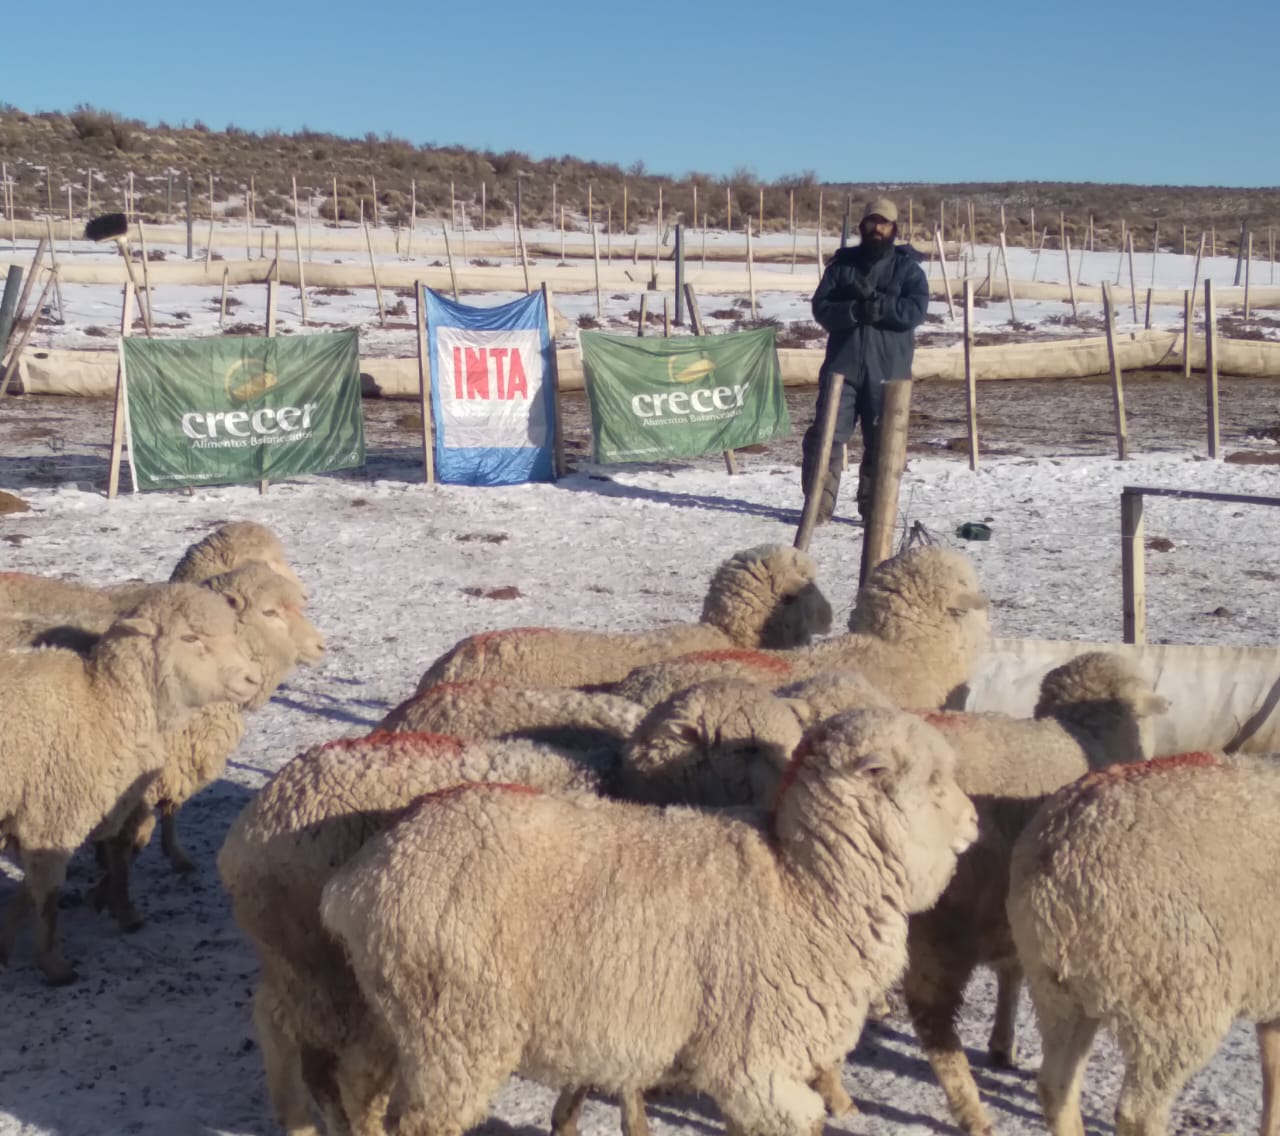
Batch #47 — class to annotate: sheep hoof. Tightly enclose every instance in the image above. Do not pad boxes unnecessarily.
[117,906,146,934]
[987,1045,1017,1069]
[41,956,78,986]
[86,879,108,913]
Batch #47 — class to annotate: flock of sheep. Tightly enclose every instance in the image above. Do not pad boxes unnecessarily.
[0,526,1274,1136]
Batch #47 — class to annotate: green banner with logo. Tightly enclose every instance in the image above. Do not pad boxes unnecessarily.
[580,328,790,463]
[121,332,365,491]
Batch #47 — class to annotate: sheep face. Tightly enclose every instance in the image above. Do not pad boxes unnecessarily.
[702,545,834,650]
[848,548,990,654]
[776,708,978,914]
[111,584,263,727]
[623,679,807,806]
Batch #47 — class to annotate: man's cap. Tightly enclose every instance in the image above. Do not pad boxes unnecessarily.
[861,197,899,224]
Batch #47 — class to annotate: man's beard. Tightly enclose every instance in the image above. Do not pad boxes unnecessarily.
[860,231,894,258]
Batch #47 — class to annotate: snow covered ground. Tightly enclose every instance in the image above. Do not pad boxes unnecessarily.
[1,377,1279,1135]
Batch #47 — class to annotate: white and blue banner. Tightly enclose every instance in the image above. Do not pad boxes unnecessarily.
[424,288,557,485]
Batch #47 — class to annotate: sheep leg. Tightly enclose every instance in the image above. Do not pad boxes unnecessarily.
[904,947,991,1136]
[86,834,144,931]
[619,1089,650,1136]
[252,985,322,1136]
[159,805,195,874]
[334,1036,397,1136]
[0,883,34,967]
[550,1088,588,1136]
[1260,1021,1280,1136]
[718,1077,825,1136]
[22,849,76,985]
[987,958,1022,1067]
[1033,998,1099,1136]
[1114,1020,1227,1136]
[811,1064,857,1117]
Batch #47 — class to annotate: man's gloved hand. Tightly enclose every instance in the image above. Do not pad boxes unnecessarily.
[853,295,883,324]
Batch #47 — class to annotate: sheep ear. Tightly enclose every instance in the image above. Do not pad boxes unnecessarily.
[948,591,988,618]
[114,615,159,639]
[851,751,892,777]
[221,590,249,614]
[782,698,819,728]
[1142,692,1171,716]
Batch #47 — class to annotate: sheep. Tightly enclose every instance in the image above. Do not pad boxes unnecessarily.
[1005,751,1275,1136]
[414,543,833,692]
[0,520,303,649]
[776,545,991,709]
[379,680,645,775]
[218,729,607,1136]
[0,583,263,984]
[609,647,799,710]
[90,563,326,931]
[900,651,1169,1136]
[318,708,979,1136]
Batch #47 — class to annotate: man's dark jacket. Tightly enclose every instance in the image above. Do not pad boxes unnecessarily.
[811,243,929,390]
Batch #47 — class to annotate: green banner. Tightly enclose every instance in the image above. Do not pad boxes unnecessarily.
[121,332,365,491]
[580,328,790,463]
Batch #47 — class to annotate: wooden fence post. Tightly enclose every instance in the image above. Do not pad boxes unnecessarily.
[441,222,459,302]
[1101,280,1128,460]
[542,283,565,479]
[963,279,978,470]
[106,284,136,497]
[1183,289,1194,379]
[998,230,1015,323]
[365,222,386,323]
[636,293,648,337]
[1205,279,1219,459]
[414,280,436,484]
[1064,236,1079,319]
[795,370,845,552]
[858,379,914,585]
[1121,488,1146,645]
[934,230,955,320]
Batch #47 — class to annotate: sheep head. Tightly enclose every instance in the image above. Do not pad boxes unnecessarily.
[774,707,978,914]
[701,544,833,650]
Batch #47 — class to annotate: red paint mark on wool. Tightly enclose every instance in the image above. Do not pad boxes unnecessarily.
[402,780,542,818]
[920,711,969,730]
[312,730,468,760]
[771,740,816,816]
[1071,751,1222,801]
[680,648,792,675]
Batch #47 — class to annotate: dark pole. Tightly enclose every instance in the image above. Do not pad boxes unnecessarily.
[185,175,193,259]
[1234,220,1247,286]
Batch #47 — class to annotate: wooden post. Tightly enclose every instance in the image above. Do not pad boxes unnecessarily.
[1182,224,1187,256]
[591,222,602,317]
[265,276,278,337]
[1150,222,1159,287]
[293,223,308,325]
[480,180,486,231]
[414,280,436,484]
[542,283,565,479]
[66,184,73,254]
[998,231,1015,323]
[10,239,48,339]
[0,269,58,400]
[636,292,648,336]
[1101,280,1128,460]
[1126,231,1139,323]
[794,370,846,550]
[1211,225,1216,259]
[332,176,340,229]
[106,284,136,497]
[934,230,955,320]
[42,215,66,322]
[448,180,455,231]
[1205,279,1219,459]
[1189,232,1206,318]
[963,280,978,471]
[1244,231,1253,320]
[858,379,914,585]
[726,185,732,233]
[1064,236,1079,319]
[746,218,756,318]
[656,185,662,259]
[245,182,252,259]
[1271,226,1275,285]
[622,183,627,233]
[1121,489,1146,645]
[516,212,531,294]
[440,222,458,302]
[662,294,670,338]
[364,222,386,323]
[135,220,154,334]
[684,282,706,337]
[1143,288,1154,331]
[1031,226,1047,281]
[206,173,215,269]
[219,266,229,327]
[1183,289,1194,379]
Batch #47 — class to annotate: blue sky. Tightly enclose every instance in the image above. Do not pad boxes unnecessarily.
[5,0,1278,187]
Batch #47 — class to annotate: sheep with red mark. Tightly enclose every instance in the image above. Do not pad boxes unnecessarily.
[89,562,326,931]
[1005,751,1275,1136]
[900,651,1169,1136]
[0,583,262,984]
[379,680,644,774]
[610,647,799,710]
[218,730,606,1136]
[414,544,833,692]
[318,708,978,1136]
